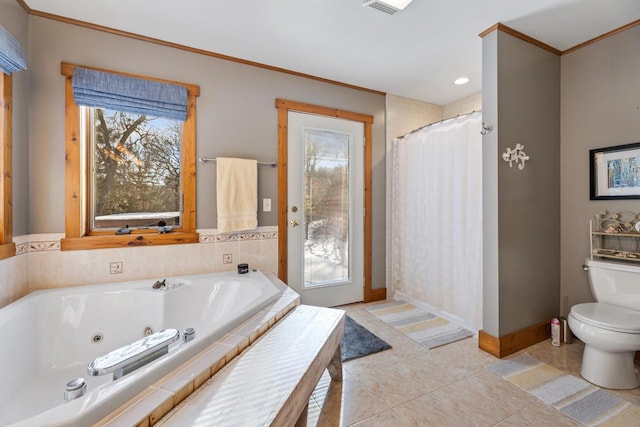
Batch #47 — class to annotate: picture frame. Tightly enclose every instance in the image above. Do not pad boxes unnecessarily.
[590,142,640,200]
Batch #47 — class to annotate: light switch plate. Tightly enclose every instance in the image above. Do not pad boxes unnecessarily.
[263,198,272,212]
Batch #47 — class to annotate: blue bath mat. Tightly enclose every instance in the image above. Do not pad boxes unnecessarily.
[341,315,391,362]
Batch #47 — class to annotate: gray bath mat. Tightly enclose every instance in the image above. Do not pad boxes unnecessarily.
[341,315,391,362]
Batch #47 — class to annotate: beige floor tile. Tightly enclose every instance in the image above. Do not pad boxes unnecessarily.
[428,376,529,425]
[453,370,536,414]
[494,401,583,426]
[523,340,584,377]
[609,385,640,407]
[342,345,424,379]
[386,392,478,427]
[353,356,451,409]
[159,300,640,427]
[313,377,390,426]
[307,397,333,427]
[412,341,497,382]
[350,410,401,427]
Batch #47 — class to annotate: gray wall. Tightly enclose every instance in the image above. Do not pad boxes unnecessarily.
[482,30,500,335]
[561,25,640,309]
[483,30,561,337]
[26,16,387,289]
[0,0,29,236]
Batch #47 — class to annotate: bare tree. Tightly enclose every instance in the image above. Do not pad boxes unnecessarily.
[93,109,181,224]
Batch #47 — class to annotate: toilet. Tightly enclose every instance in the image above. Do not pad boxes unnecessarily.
[568,258,640,389]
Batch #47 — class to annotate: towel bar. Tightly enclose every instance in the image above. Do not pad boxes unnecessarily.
[199,157,277,167]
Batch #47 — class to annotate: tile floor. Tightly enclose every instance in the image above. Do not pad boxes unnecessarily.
[305,302,640,426]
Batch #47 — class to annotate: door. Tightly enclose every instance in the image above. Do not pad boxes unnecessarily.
[287,111,364,306]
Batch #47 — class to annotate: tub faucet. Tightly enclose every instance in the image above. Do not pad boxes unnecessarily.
[152,279,166,289]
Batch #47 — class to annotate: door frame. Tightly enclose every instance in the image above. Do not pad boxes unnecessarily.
[275,98,381,303]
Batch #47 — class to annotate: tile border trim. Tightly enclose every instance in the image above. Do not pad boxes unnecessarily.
[13,227,278,253]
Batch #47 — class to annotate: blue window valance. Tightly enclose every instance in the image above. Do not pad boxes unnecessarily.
[72,67,188,121]
[0,24,27,75]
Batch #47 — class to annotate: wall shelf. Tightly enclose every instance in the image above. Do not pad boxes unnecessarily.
[590,211,640,263]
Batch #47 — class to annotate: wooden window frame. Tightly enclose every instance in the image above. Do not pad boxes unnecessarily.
[0,73,16,260]
[60,63,200,250]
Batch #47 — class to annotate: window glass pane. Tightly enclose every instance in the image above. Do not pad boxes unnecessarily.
[89,108,182,230]
[303,128,350,287]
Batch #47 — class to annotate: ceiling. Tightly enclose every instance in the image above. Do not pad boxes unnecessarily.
[23,0,640,106]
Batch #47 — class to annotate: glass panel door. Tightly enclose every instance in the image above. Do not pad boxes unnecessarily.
[287,112,363,307]
[303,128,351,287]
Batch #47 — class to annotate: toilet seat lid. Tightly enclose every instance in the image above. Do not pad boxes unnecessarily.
[571,303,640,333]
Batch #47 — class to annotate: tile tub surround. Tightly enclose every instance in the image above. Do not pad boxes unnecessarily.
[95,272,300,426]
[0,227,278,307]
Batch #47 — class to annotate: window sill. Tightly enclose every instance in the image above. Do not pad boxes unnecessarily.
[60,233,199,251]
[0,242,16,260]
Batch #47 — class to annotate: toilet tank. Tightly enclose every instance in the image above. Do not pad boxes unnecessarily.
[586,258,640,311]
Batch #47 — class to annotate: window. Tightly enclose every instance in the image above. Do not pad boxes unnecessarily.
[0,73,15,260]
[87,108,182,231]
[61,63,200,250]
[0,24,27,260]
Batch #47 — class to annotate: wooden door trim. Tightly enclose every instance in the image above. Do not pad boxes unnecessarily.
[275,98,375,302]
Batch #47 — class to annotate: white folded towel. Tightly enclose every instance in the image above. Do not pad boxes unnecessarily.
[216,157,258,233]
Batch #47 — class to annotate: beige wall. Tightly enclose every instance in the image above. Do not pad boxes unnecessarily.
[560,24,640,310]
[443,92,482,120]
[385,94,443,141]
[483,30,561,337]
[0,10,388,306]
[28,16,386,235]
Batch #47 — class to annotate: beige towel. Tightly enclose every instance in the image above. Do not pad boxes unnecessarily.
[216,157,258,233]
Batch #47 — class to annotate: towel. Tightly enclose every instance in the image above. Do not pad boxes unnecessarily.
[216,157,258,233]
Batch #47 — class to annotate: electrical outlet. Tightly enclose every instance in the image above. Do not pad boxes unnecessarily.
[223,253,233,264]
[263,198,272,212]
[110,261,123,274]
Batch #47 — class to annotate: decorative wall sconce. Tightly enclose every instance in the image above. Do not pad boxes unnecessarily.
[502,143,529,170]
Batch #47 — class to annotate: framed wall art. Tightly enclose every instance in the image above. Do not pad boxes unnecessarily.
[590,142,640,200]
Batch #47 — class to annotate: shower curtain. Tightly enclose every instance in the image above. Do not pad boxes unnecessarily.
[389,111,483,331]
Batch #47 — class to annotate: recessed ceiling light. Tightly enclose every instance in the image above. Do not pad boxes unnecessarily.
[454,77,470,85]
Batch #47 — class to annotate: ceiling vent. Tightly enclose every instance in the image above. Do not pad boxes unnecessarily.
[363,0,413,15]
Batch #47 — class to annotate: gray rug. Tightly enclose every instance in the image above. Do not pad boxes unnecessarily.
[341,315,391,362]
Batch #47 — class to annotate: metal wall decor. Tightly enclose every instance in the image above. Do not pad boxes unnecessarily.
[502,143,529,170]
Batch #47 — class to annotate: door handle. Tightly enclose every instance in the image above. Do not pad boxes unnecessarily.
[290,219,299,227]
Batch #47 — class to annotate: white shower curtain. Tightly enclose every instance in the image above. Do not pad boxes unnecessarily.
[389,111,483,331]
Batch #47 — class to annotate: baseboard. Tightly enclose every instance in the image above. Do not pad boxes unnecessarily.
[365,287,386,303]
[479,320,550,358]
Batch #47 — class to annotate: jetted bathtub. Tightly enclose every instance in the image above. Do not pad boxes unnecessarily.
[0,269,282,426]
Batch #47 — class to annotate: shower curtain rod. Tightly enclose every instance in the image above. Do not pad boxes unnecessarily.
[397,109,483,139]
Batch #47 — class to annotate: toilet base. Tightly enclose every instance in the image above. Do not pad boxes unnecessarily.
[581,345,639,389]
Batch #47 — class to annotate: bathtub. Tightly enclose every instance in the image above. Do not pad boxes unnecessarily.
[0,269,282,426]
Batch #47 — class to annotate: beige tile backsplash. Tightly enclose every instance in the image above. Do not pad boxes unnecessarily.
[0,227,278,308]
